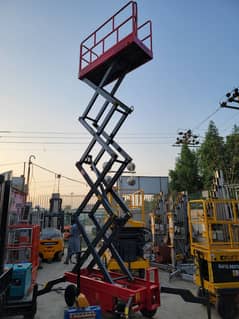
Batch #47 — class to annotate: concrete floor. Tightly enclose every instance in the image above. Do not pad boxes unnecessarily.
[35,258,221,319]
[3,255,223,319]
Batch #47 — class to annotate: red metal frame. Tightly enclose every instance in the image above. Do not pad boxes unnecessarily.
[7,224,40,287]
[65,268,160,313]
[79,1,153,84]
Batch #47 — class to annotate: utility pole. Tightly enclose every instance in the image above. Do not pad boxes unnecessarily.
[173,129,200,147]
[220,87,239,110]
[26,155,36,197]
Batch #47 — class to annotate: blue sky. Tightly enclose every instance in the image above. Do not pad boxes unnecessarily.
[0,0,239,196]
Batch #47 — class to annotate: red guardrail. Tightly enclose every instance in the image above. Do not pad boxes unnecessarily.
[80,1,152,72]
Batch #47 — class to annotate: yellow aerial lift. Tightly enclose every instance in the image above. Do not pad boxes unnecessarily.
[188,199,239,319]
[104,189,151,277]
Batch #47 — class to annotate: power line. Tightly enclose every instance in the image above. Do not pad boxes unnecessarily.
[0,141,173,145]
[31,162,88,187]
[0,130,176,137]
[0,135,175,139]
[192,107,221,130]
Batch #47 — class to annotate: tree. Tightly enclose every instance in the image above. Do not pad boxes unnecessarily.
[169,143,202,194]
[197,121,224,189]
[224,125,239,184]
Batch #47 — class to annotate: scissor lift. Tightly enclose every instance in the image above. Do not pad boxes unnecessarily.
[71,1,152,279]
[68,1,159,316]
[38,2,160,317]
[188,199,239,319]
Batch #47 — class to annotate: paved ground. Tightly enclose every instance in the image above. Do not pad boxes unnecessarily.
[35,257,221,319]
[3,252,222,319]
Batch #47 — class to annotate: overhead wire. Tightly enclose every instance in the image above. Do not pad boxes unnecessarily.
[0,135,175,139]
[191,88,239,133]
[192,106,221,131]
[0,141,173,145]
[31,162,88,187]
[0,129,175,136]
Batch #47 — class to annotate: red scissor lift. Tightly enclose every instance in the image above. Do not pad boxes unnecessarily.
[39,2,159,317]
[7,223,40,287]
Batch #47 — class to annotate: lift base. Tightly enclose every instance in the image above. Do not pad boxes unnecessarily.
[65,267,160,317]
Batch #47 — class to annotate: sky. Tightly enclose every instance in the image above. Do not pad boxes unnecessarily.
[0,0,239,198]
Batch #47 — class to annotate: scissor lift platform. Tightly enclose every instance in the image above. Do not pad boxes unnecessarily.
[38,3,158,318]
[79,1,153,86]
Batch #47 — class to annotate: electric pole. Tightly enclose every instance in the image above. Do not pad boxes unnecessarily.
[173,129,200,147]
[220,87,239,110]
[26,155,36,197]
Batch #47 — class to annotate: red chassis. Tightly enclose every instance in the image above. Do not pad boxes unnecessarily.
[65,267,160,317]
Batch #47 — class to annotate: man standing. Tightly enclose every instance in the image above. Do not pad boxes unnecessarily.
[64,218,81,264]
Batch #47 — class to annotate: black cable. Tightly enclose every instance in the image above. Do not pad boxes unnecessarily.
[31,162,88,186]
[192,107,221,130]
[0,141,173,145]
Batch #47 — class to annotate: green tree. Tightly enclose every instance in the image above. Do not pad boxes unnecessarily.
[198,121,224,189]
[224,125,239,184]
[169,143,202,194]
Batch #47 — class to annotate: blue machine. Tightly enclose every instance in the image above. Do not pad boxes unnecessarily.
[64,306,101,319]
[5,263,32,299]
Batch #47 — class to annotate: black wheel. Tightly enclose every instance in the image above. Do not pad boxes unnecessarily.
[115,300,126,316]
[216,295,237,319]
[64,284,77,307]
[114,300,134,319]
[140,309,157,318]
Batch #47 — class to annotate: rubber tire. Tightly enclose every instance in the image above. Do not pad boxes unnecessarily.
[64,284,77,307]
[216,295,237,319]
[140,309,157,318]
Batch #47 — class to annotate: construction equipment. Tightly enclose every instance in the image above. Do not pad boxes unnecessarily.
[7,223,40,286]
[39,227,64,262]
[188,198,239,318]
[0,171,38,319]
[106,189,151,277]
[39,193,64,262]
[150,193,190,269]
[43,193,64,232]
[38,2,161,318]
[37,2,212,317]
